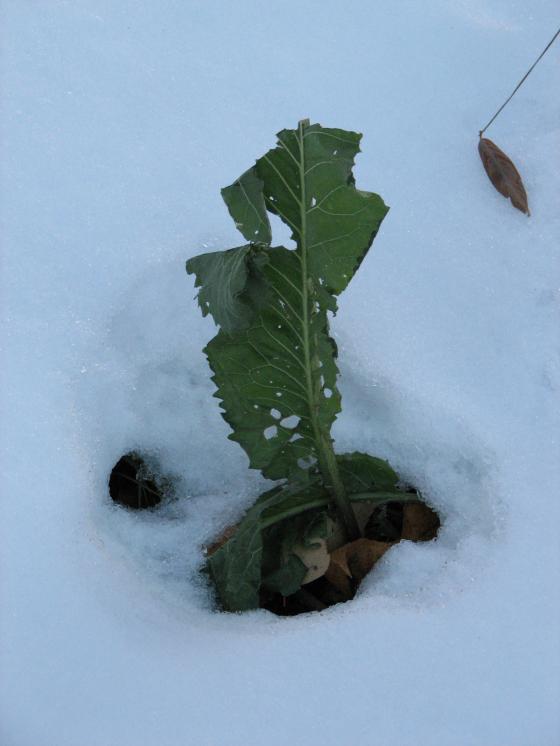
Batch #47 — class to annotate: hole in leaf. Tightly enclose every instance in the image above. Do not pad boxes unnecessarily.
[280,415,299,429]
[323,388,333,398]
[270,408,281,420]
[264,426,278,440]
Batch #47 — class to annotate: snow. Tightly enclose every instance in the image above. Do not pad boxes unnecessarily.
[1,1,559,744]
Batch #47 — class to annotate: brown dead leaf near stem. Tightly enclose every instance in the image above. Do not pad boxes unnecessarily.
[323,502,440,598]
[478,137,530,215]
[401,502,440,542]
[324,538,394,598]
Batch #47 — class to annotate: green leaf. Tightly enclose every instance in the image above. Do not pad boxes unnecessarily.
[261,509,329,596]
[337,452,399,493]
[186,244,269,333]
[205,246,340,481]
[206,486,278,612]
[199,122,389,487]
[262,553,308,597]
[349,491,420,505]
[260,479,329,526]
[221,167,272,245]
[207,478,329,611]
[256,121,389,300]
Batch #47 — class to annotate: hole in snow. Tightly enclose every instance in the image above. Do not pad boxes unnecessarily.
[109,452,166,510]
[264,425,278,440]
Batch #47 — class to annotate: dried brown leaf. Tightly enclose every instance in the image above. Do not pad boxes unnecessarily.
[324,538,394,598]
[204,523,238,557]
[478,138,530,215]
[401,502,440,542]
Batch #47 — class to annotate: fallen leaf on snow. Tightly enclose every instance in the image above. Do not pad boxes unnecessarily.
[478,137,530,215]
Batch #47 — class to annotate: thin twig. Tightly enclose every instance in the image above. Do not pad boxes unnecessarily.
[479,27,560,137]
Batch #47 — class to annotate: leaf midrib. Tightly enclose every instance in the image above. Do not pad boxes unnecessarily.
[296,121,320,452]
[294,123,357,538]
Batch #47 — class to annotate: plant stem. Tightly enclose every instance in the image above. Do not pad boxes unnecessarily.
[320,433,361,540]
[296,118,361,542]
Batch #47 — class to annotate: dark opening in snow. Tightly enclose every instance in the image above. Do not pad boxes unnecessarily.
[109,452,164,510]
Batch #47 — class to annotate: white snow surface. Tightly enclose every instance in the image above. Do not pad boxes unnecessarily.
[2,2,559,745]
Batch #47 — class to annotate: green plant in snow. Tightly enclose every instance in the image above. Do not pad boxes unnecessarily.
[187,120,412,612]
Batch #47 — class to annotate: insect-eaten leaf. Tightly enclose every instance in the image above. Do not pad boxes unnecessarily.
[478,137,530,215]
[186,244,270,334]
[189,121,440,616]
[187,122,388,484]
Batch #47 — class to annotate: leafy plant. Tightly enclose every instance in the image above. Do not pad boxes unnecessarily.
[187,120,421,612]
